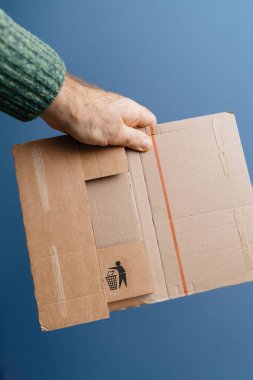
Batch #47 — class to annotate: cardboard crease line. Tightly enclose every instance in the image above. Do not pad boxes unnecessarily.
[139,152,170,299]
[171,204,253,221]
[30,248,92,263]
[78,146,87,179]
[94,151,101,177]
[127,171,143,241]
[39,291,108,308]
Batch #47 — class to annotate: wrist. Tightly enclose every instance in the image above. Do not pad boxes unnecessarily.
[41,73,74,132]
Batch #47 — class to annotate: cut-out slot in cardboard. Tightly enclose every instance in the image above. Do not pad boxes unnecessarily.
[86,172,153,302]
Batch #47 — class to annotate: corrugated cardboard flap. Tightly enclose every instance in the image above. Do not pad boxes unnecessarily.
[13,136,153,330]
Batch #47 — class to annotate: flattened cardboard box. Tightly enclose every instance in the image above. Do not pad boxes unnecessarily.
[13,112,253,330]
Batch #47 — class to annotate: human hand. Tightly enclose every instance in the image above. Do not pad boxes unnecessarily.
[41,73,156,152]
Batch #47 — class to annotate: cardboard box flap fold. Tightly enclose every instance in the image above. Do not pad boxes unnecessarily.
[79,144,128,180]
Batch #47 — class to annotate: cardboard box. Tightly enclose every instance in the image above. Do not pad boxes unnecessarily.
[13,112,253,330]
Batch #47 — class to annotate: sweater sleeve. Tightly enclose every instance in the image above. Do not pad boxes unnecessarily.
[0,9,66,121]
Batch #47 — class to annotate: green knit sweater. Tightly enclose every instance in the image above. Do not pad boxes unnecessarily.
[0,9,66,121]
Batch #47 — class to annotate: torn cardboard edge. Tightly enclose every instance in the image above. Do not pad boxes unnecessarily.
[13,112,253,330]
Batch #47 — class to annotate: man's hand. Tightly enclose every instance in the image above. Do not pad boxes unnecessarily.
[41,73,156,152]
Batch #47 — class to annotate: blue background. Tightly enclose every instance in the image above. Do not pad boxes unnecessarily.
[1,1,253,379]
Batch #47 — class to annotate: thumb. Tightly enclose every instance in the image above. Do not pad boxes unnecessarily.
[113,124,152,152]
[122,98,157,128]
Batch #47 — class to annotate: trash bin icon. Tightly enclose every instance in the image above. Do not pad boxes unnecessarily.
[106,270,117,290]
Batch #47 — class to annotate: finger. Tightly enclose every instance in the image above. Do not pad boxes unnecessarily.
[113,124,152,152]
[123,101,157,128]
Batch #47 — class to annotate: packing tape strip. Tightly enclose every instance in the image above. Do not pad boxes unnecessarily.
[150,126,188,296]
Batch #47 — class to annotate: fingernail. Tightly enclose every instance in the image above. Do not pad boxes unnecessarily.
[140,136,152,151]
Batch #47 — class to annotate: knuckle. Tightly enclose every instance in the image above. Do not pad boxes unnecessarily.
[107,125,121,144]
[134,129,144,143]
[126,130,141,148]
[123,135,132,146]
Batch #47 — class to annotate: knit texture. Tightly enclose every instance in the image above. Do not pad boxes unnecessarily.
[0,10,66,121]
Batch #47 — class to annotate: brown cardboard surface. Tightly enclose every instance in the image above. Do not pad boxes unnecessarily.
[13,112,253,329]
[86,172,141,249]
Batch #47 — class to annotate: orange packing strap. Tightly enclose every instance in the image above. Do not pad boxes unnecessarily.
[150,126,188,296]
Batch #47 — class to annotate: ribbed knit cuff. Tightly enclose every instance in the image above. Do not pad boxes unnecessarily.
[0,10,66,121]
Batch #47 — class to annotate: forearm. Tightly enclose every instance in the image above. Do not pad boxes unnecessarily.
[0,9,66,121]
[0,9,156,152]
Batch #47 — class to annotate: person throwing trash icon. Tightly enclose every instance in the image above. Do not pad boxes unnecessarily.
[109,261,127,288]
